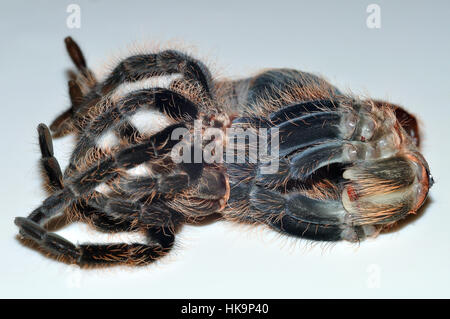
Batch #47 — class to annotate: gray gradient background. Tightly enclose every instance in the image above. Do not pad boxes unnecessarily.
[0,0,449,298]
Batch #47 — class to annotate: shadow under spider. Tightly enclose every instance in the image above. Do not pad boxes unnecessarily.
[15,197,433,268]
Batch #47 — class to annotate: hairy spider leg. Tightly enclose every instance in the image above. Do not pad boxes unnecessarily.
[15,216,178,266]
[38,124,64,192]
[50,37,97,136]
[255,141,356,186]
[37,124,185,239]
[269,99,339,124]
[275,112,346,157]
[51,37,214,137]
[15,124,200,265]
[226,182,348,241]
[64,36,96,82]
[64,88,199,178]
[86,192,185,231]
[37,123,137,232]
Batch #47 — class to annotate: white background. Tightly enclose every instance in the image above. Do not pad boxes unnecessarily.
[0,0,449,298]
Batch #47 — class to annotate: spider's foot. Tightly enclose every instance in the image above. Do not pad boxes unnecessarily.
[15,217,81,262]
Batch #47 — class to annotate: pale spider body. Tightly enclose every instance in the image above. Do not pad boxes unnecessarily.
[15,38,433,266]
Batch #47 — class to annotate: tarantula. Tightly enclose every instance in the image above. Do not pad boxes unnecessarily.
[14,37,433,266]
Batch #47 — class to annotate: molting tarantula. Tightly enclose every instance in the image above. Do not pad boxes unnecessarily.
[15,37,433,266]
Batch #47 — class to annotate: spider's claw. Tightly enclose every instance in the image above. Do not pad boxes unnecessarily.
[15,217,81,261]
[64,36,87,71]
[15,217,45,241]
[37,123,54,158]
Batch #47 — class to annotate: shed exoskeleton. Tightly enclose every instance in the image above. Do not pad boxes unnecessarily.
[15,38,432,266]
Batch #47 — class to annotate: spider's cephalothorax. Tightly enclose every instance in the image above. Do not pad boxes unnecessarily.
[15,38,433,266]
